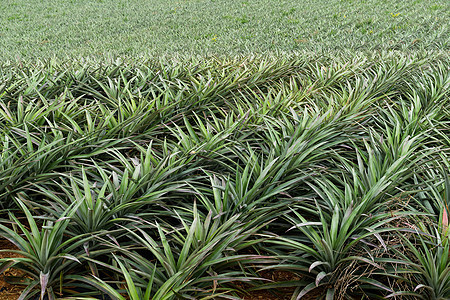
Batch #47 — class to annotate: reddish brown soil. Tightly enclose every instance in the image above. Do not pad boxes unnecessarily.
[0,239,25,300]
[241,286,324,300]
[237,270,324,300]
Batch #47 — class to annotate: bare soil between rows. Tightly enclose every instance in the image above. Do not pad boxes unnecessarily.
[0,239,25,300]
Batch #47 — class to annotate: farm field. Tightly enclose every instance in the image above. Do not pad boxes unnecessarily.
[0,1,449,300]
[0,0,448,59]
[0,53,449,299]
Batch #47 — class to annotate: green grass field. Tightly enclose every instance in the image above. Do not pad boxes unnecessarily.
[0,0,449,59]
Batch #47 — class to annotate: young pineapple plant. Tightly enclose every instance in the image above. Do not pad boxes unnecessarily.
[0,198,92,299]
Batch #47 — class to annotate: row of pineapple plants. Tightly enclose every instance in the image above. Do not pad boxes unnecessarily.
[0,52,449,299]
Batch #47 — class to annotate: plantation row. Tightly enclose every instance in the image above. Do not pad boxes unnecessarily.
[0,53,449,299]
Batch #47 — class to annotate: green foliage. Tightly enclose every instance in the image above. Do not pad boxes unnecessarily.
[0,0,448,59]
[0,198,90,299]
[0,53,449,298]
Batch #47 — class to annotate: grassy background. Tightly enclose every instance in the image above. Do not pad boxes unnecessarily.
[0,0,448,59]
